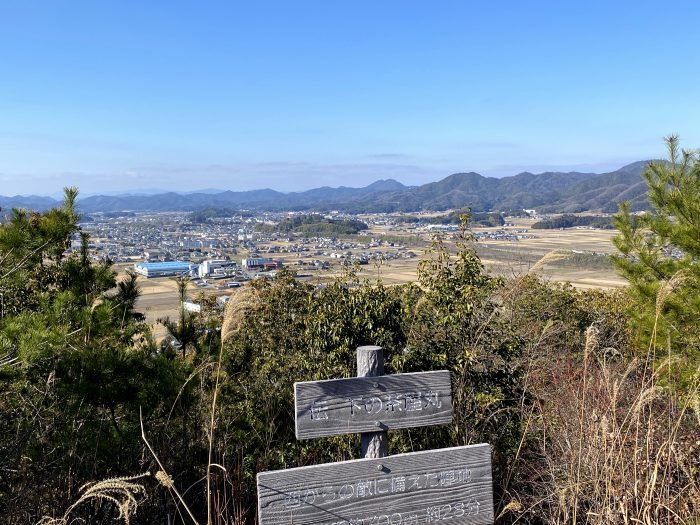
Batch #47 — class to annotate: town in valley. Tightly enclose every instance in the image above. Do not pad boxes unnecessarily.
[72,208,625,336]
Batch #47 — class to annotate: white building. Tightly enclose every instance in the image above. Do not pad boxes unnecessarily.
[242,257,273,269]
[198,259,236,279]
[183,301,202,313]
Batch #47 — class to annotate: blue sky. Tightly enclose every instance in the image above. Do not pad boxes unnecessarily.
[1,1,699,196]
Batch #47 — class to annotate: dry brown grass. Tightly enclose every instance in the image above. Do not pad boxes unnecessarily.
[501,328,699,524]
[138,285,260,525]
[206,286,258,525]
[496,266,700,524]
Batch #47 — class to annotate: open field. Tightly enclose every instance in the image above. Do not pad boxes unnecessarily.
[471,217,625,289]
[328,216,625,288]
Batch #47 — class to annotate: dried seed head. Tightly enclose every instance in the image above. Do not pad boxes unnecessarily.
[655,269,689,314]
[155,470,174,489]
[584,325,599,360]
[528,250,571,273]
[221,286,259,345]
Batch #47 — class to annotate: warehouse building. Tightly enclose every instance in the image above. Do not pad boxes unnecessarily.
[133,261,198,278]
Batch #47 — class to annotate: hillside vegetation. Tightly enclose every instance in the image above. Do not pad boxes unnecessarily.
[255,214,369,235]
[0,141,698,525]
[532,214,614,229]
[396,210,506,227]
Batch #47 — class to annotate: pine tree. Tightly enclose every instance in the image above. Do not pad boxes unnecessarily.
[613,135,700,388]
[0,189,185,521]
[159,276,200,357]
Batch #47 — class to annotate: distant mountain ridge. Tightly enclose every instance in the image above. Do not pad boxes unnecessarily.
[0,195,59,212]
[0,162,655,214]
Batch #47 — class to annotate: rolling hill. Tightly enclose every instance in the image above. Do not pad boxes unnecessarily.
[0,161,654,214]
[339,161,653,213]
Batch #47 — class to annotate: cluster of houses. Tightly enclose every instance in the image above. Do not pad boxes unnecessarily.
[74,210,544,285]
[75,212,238,262]
[473,229,536,242]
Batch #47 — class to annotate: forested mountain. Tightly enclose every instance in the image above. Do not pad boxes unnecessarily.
[345,161,654,212]
[0,194,59,212]
[344,169,599,212]
[542,160,651,213]
[0,161,653,214]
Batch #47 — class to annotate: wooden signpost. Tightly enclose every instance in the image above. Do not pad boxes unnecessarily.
[294,370,453,440]
[258,444,493,525]
[257,346,495,525]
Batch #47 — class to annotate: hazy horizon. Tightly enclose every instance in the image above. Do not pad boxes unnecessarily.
[1,158,655,199]
[2,1,699,195]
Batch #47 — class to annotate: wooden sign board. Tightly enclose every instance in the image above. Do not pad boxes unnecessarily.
[294,370,452,440]
[257,443,494,525]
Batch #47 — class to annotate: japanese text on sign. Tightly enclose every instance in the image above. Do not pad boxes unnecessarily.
[282,467,471,509]
[310,390,442,420]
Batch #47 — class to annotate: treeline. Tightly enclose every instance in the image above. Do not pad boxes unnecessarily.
[256,214,369,235]
[431,211,505,227]
[396,210,505,227]
[532,214,614,229]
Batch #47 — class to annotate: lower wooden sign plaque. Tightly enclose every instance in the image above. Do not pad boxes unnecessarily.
[257,443,494,525]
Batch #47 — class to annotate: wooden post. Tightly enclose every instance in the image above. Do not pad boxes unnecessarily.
[261,347,495,525]
[357,345,388,459]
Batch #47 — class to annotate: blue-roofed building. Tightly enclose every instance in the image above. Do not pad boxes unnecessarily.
[134,261,198,278]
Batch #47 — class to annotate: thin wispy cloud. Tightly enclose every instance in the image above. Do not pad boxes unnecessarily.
[3,159,439,196]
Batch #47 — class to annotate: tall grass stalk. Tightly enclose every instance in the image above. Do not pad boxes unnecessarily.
[140,286,258,525]
[141,408,201,525]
